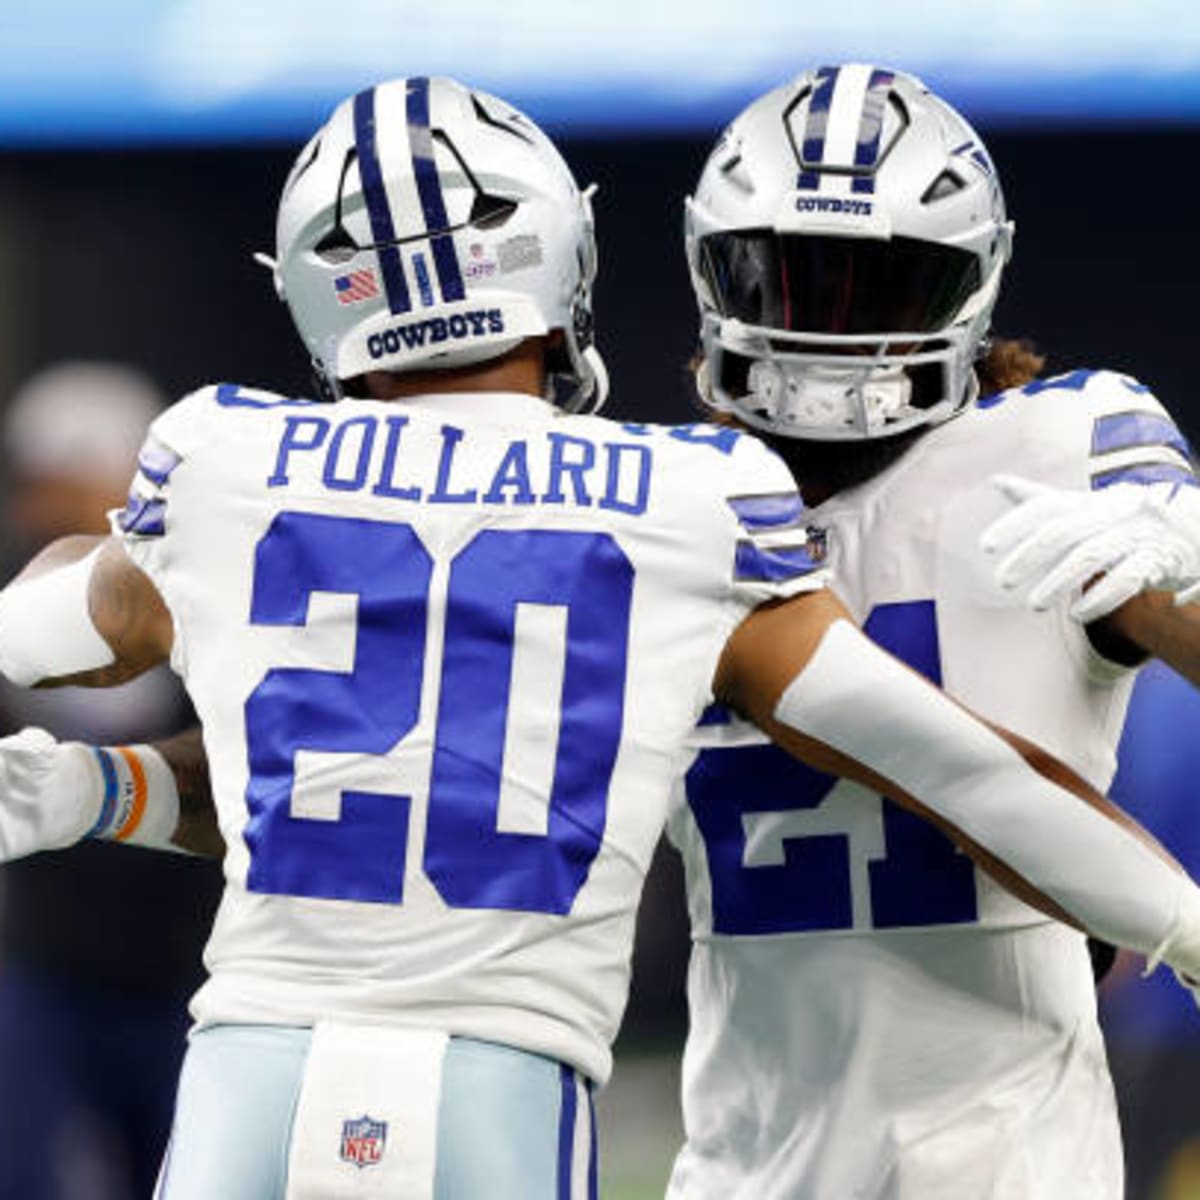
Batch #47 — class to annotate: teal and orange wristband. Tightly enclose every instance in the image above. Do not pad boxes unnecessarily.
[85,743,180,849]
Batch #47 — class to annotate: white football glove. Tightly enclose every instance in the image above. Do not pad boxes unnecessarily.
[0,728,102,860]
[980,474,1200,623]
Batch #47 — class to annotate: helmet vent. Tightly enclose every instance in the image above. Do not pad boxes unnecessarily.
[471,93,536,145]
[720,154,756,195]
[432,128,520,229]
[313,147,362,263]
[313,232,359,264]
[920,169,966,204]
[469,194,519,229]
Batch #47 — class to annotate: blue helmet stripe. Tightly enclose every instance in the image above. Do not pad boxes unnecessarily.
[850,67,894,195]
[352,88,412,315]
[412,251,435,307]
[406,77,466,303]
[797,65,839,190]
[801,66,839,164]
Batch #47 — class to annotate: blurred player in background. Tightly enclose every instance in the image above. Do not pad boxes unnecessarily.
[2,75,1200,1200]
[0,363,221,1200]
[665,64,1200,1200]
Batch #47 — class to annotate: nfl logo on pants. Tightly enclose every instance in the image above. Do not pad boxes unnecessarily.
[340,1115,388,1168]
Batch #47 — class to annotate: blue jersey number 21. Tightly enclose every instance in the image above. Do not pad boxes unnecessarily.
[686,600,979,934]
[243,511,633,914]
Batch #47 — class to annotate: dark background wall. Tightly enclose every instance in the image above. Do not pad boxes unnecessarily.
[0,127,1197,1197]
[0,128,1194,439]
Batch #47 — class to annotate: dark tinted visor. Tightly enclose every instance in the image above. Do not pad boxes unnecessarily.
[699,232,981,335]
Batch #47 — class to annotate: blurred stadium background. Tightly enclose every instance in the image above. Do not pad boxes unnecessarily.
[0,3,1199,1197]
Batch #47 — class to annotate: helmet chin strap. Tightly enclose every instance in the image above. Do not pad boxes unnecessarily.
[311,360,342,403]
[579,345,609,414]
[746,358,914,437]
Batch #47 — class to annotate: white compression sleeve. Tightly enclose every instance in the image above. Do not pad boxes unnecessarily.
[0,548,115,685]
[773,619,1200,977]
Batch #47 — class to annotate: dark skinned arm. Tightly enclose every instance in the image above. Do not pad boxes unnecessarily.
[713,588,1189,932]
[1092,590,1200,687]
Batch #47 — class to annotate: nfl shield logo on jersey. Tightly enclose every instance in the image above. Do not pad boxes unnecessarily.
[340,1114,388,1168]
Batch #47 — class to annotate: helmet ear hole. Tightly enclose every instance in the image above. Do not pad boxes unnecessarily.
[920,169,966,204]
[313,231,360,263]
[469,194,519,229]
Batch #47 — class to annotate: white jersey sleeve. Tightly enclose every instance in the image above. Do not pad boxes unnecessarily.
[980,367,1194,492]
[111,386,314,686]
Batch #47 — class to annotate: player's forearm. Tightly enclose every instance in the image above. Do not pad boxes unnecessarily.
[721,611,1200,976]
[152,726,224,857]
[0,536,171,687]
[0,730,222,860]
[1099,590,1200,689]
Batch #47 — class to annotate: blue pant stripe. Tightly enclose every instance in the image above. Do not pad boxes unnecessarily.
[352,87,412,315]
[557,1064,577,1198]
[586,1080,597,1200]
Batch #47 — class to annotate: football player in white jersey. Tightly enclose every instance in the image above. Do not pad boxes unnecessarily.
[2,75,1200,1200]
[665,64,1200,1200]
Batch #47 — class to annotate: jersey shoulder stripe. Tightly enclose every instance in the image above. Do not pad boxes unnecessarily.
[213,382,318,410]
[113,382,293,540]
[973,367,1194,492]
[734,539,822,583]
[727,491,806,530]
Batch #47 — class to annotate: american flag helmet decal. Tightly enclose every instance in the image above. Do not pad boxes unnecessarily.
[333,269,380,305]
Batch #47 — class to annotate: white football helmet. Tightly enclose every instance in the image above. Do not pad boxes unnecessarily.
[686,64,1013,440]
[272,76,606,411]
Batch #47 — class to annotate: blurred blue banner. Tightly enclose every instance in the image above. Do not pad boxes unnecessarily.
[2,0,1200,144]
[1104,660,1200,1044]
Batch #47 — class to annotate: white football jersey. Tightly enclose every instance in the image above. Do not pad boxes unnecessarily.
[667,370,1194,1199]
[114,383,824,1085]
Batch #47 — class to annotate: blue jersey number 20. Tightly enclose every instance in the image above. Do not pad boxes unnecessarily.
[243,512,633,914]
[686,600,979,934]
